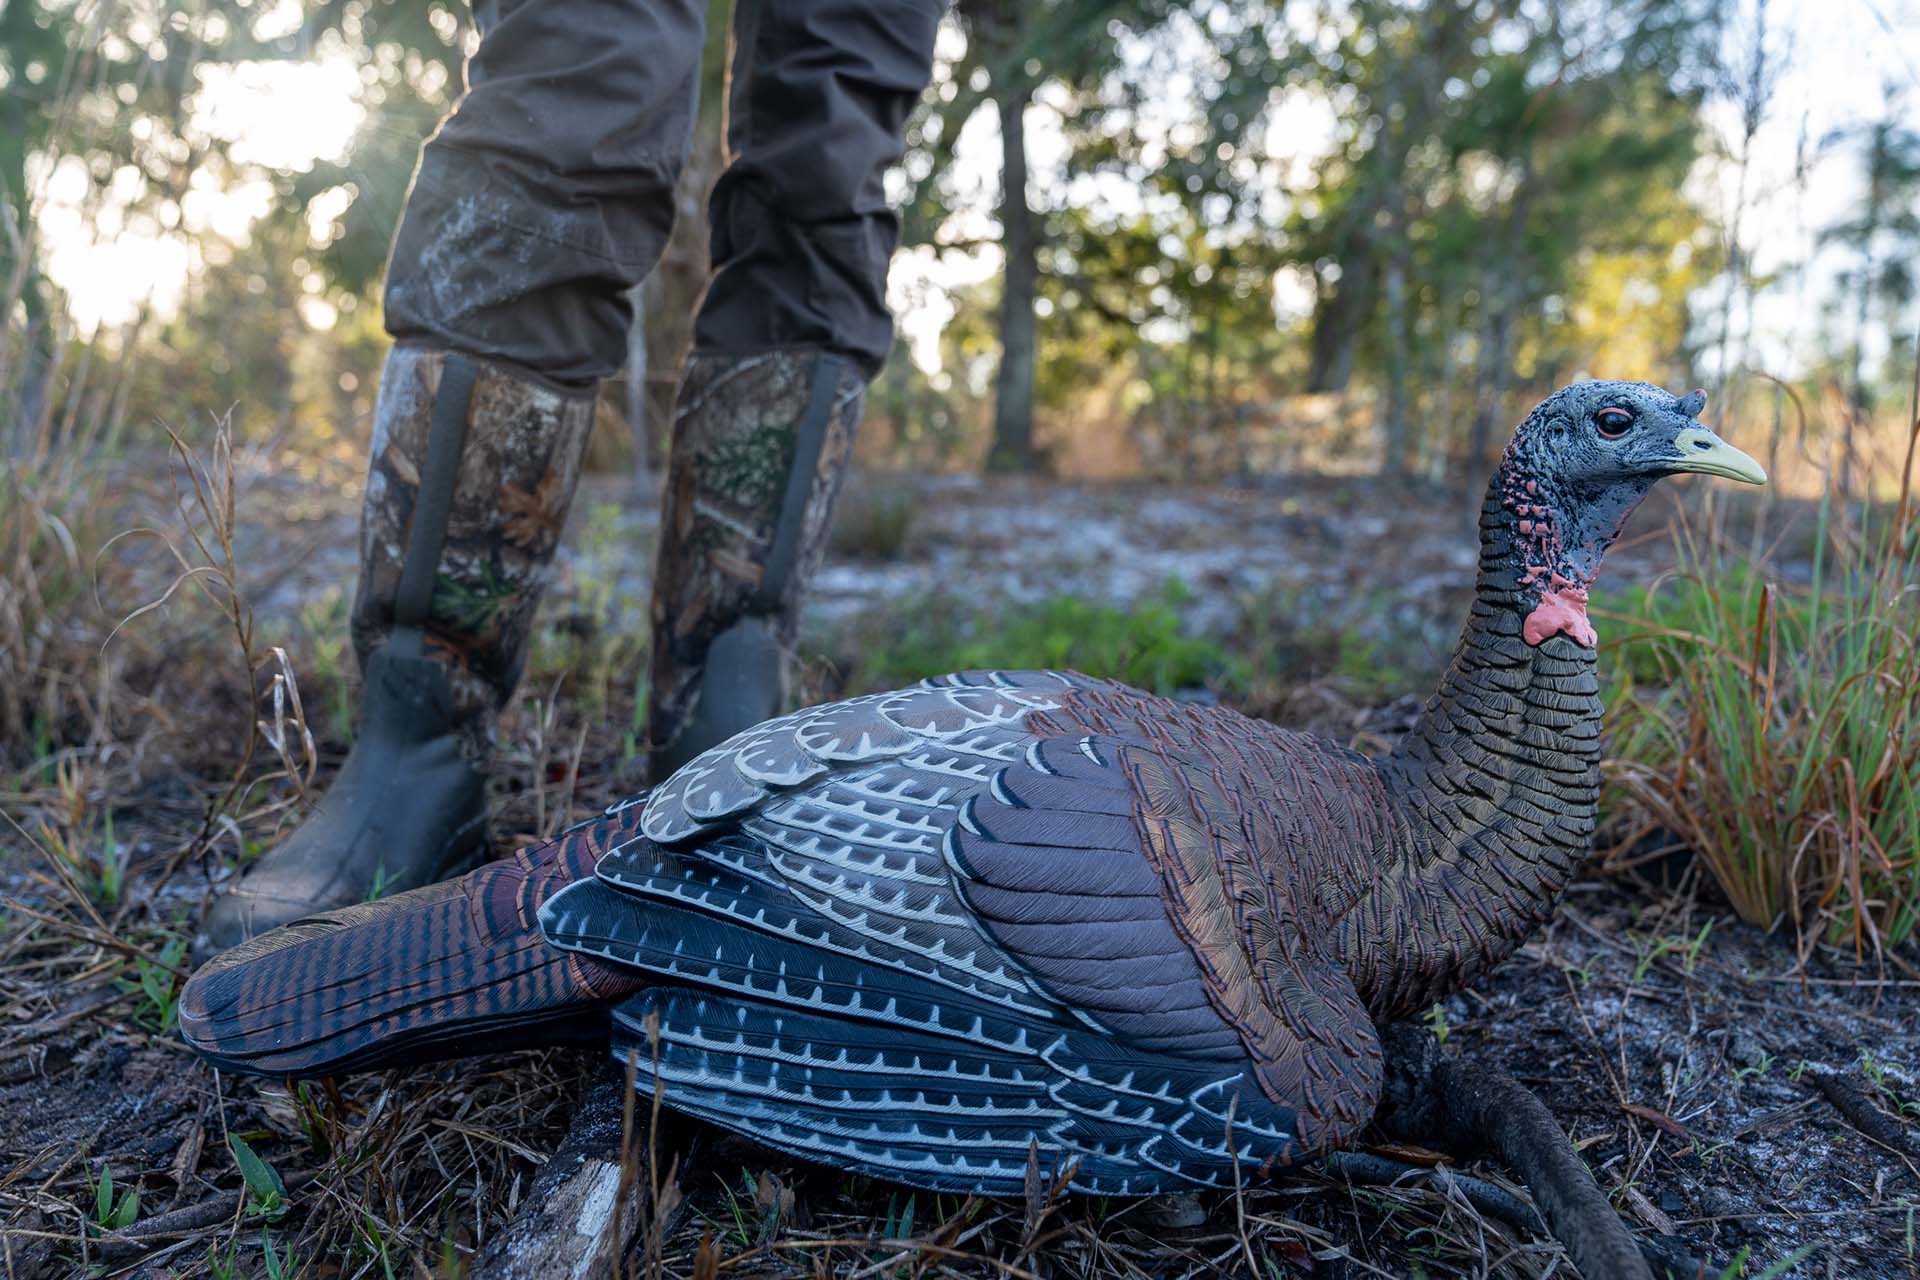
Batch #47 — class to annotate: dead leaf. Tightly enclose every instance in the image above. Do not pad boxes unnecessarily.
[1621,1101,1691,1140]
[1622,1183,1678,1236]
[500,470,567,550]
[691,1231,721,1280]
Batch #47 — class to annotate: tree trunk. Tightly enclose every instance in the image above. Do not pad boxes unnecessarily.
[626,286,652,491]
[1466,160,1534,483]
[1467,278,1518,476]
[1305,247,1375,394]
[1380,226,1411,482]
[989,79,1040,472]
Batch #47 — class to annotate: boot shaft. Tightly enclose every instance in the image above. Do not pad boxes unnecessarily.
[647,349,866,780]
[352,346,599,760]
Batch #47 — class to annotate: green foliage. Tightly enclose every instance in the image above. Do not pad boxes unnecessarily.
[1232,582,1452,706]
[896,0,1721,476]
[843,581,1236,696]
[229,1134,290,1221]
[128,937,186,1034]
[1605,495,1920,953]
[296,586,355,744]
[525,501,650,722]
[89,1161,139,1233]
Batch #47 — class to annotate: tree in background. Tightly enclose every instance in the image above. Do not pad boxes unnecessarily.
[1,0,471,452]
[17,0,1916,498]
[1819,103,1920,491]
[2,0,316,443]
[1284,0,1716,478]
[894,0,1719,480]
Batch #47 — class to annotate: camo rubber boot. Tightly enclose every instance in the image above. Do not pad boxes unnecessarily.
[645,349,864,783]
[195,347,596,961]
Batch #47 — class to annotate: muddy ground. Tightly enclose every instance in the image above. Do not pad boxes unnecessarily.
[1,463,1913,1278]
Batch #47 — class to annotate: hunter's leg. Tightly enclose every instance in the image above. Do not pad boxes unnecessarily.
[644,0,943,781]
[197,0,708,957]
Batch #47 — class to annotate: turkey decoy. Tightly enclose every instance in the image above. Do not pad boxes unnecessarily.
[181,381,1765,1194]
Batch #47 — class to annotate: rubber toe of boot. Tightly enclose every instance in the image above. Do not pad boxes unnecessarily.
[193,647,489,964]
[649,616,786,782]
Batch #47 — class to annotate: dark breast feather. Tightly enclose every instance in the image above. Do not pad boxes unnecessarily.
[536,671,1385,1192]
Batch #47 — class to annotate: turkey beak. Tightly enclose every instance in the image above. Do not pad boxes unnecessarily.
[1664,429,1768,485]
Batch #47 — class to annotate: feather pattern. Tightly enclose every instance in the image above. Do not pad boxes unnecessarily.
[532,670,1389,1189]
[179,810,644,1076]
[178,380,1744,1198]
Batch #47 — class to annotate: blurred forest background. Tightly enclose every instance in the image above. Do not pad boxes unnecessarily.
[6,0,1919,489]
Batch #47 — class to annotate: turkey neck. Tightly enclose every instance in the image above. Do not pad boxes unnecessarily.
[1338,477,1604,1020]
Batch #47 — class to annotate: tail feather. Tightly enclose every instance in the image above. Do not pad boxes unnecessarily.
[180,810,645,1077]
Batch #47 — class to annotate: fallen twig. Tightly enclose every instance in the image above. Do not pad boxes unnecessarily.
[73,1171,318,1261]
[1804,1066,1918,1167]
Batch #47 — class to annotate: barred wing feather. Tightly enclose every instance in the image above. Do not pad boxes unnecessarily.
[539,671,1382,1193]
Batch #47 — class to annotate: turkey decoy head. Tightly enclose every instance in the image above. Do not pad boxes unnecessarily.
[1495,381,1767,648]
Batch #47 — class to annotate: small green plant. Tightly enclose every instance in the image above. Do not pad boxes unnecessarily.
[96,809,126,906]
[89,1161,139,1233]
[619,678,649,768]
[261,1228,299,1280]
[129,936,186,1033]
[883,1191,917,1240]
[364,862,393,903]
[1860,1050,1920,1116]
[296,586,354,741]
[355,1210,396,1276]
[1421,1003,1451,1047]
[229,1134,290,1221]
[717,1169,758,1247]
[1717,1242,1818,1279]
[1626,922,1713,984]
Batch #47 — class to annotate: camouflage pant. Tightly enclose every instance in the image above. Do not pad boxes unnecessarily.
[355,0,939,765]
[384,0,944,385]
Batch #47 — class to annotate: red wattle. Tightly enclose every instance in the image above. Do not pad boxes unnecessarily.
[1523,585,1596,648]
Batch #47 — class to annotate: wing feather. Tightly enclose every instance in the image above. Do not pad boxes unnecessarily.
[544,670,1383,1189]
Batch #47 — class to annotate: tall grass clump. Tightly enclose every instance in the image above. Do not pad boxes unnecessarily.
[1,307,138,768]
[1605,394,1920,961]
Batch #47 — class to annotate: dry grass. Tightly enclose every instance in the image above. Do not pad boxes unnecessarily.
[1602,368,1920,967]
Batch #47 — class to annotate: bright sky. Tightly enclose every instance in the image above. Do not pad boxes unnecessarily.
[34,0,1920,382]
[35,55,364,333]
[1696,0,1920,380]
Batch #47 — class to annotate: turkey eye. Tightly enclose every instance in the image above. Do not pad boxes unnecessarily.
[1595,408,1635,438]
